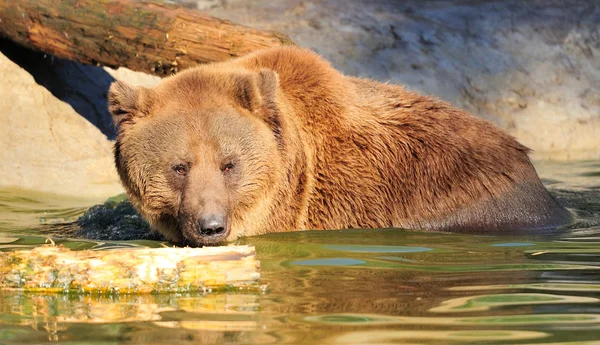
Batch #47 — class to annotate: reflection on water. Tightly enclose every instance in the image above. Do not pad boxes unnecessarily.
[0,188,99,235]
[0,160,599,344]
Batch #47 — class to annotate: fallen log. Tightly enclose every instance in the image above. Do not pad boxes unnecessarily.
[0,0,293,76]
[0,245,260,293]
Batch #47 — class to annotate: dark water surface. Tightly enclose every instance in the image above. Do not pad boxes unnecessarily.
[1,161,599,345]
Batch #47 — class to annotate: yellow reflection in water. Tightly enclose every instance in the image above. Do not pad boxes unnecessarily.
[1,293,259,324]
[331,330,549,344]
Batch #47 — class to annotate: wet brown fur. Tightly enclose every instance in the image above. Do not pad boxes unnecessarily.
[108,47,569,245]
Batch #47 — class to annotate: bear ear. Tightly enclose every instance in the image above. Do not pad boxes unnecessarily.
[234,69,279,112]
[107,81,154,128]
[256,69,279,104]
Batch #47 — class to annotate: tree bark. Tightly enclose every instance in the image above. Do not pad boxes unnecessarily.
[0,245,260,293]
[0,0,293,76]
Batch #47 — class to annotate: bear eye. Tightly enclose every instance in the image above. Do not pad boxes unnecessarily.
[173,164,188,176]
[222,162,235,175]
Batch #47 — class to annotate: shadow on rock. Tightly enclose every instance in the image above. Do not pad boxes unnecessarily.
[0,38,117,139]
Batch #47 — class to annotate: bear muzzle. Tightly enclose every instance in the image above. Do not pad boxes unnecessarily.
[198,214,227,237]
[180,213,230,246]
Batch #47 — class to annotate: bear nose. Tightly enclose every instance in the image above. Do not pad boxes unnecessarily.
[198,215,226,236]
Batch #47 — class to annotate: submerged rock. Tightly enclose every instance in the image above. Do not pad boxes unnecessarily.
[75,195,162,241]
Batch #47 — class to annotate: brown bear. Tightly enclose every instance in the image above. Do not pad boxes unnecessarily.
[108,46,569,246]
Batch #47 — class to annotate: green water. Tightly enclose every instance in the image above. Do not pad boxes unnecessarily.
[1,161,600,345]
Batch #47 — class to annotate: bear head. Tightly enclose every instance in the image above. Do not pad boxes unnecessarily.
[108,67,283,246]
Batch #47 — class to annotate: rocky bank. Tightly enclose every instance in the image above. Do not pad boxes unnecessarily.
[0,40,159,199]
